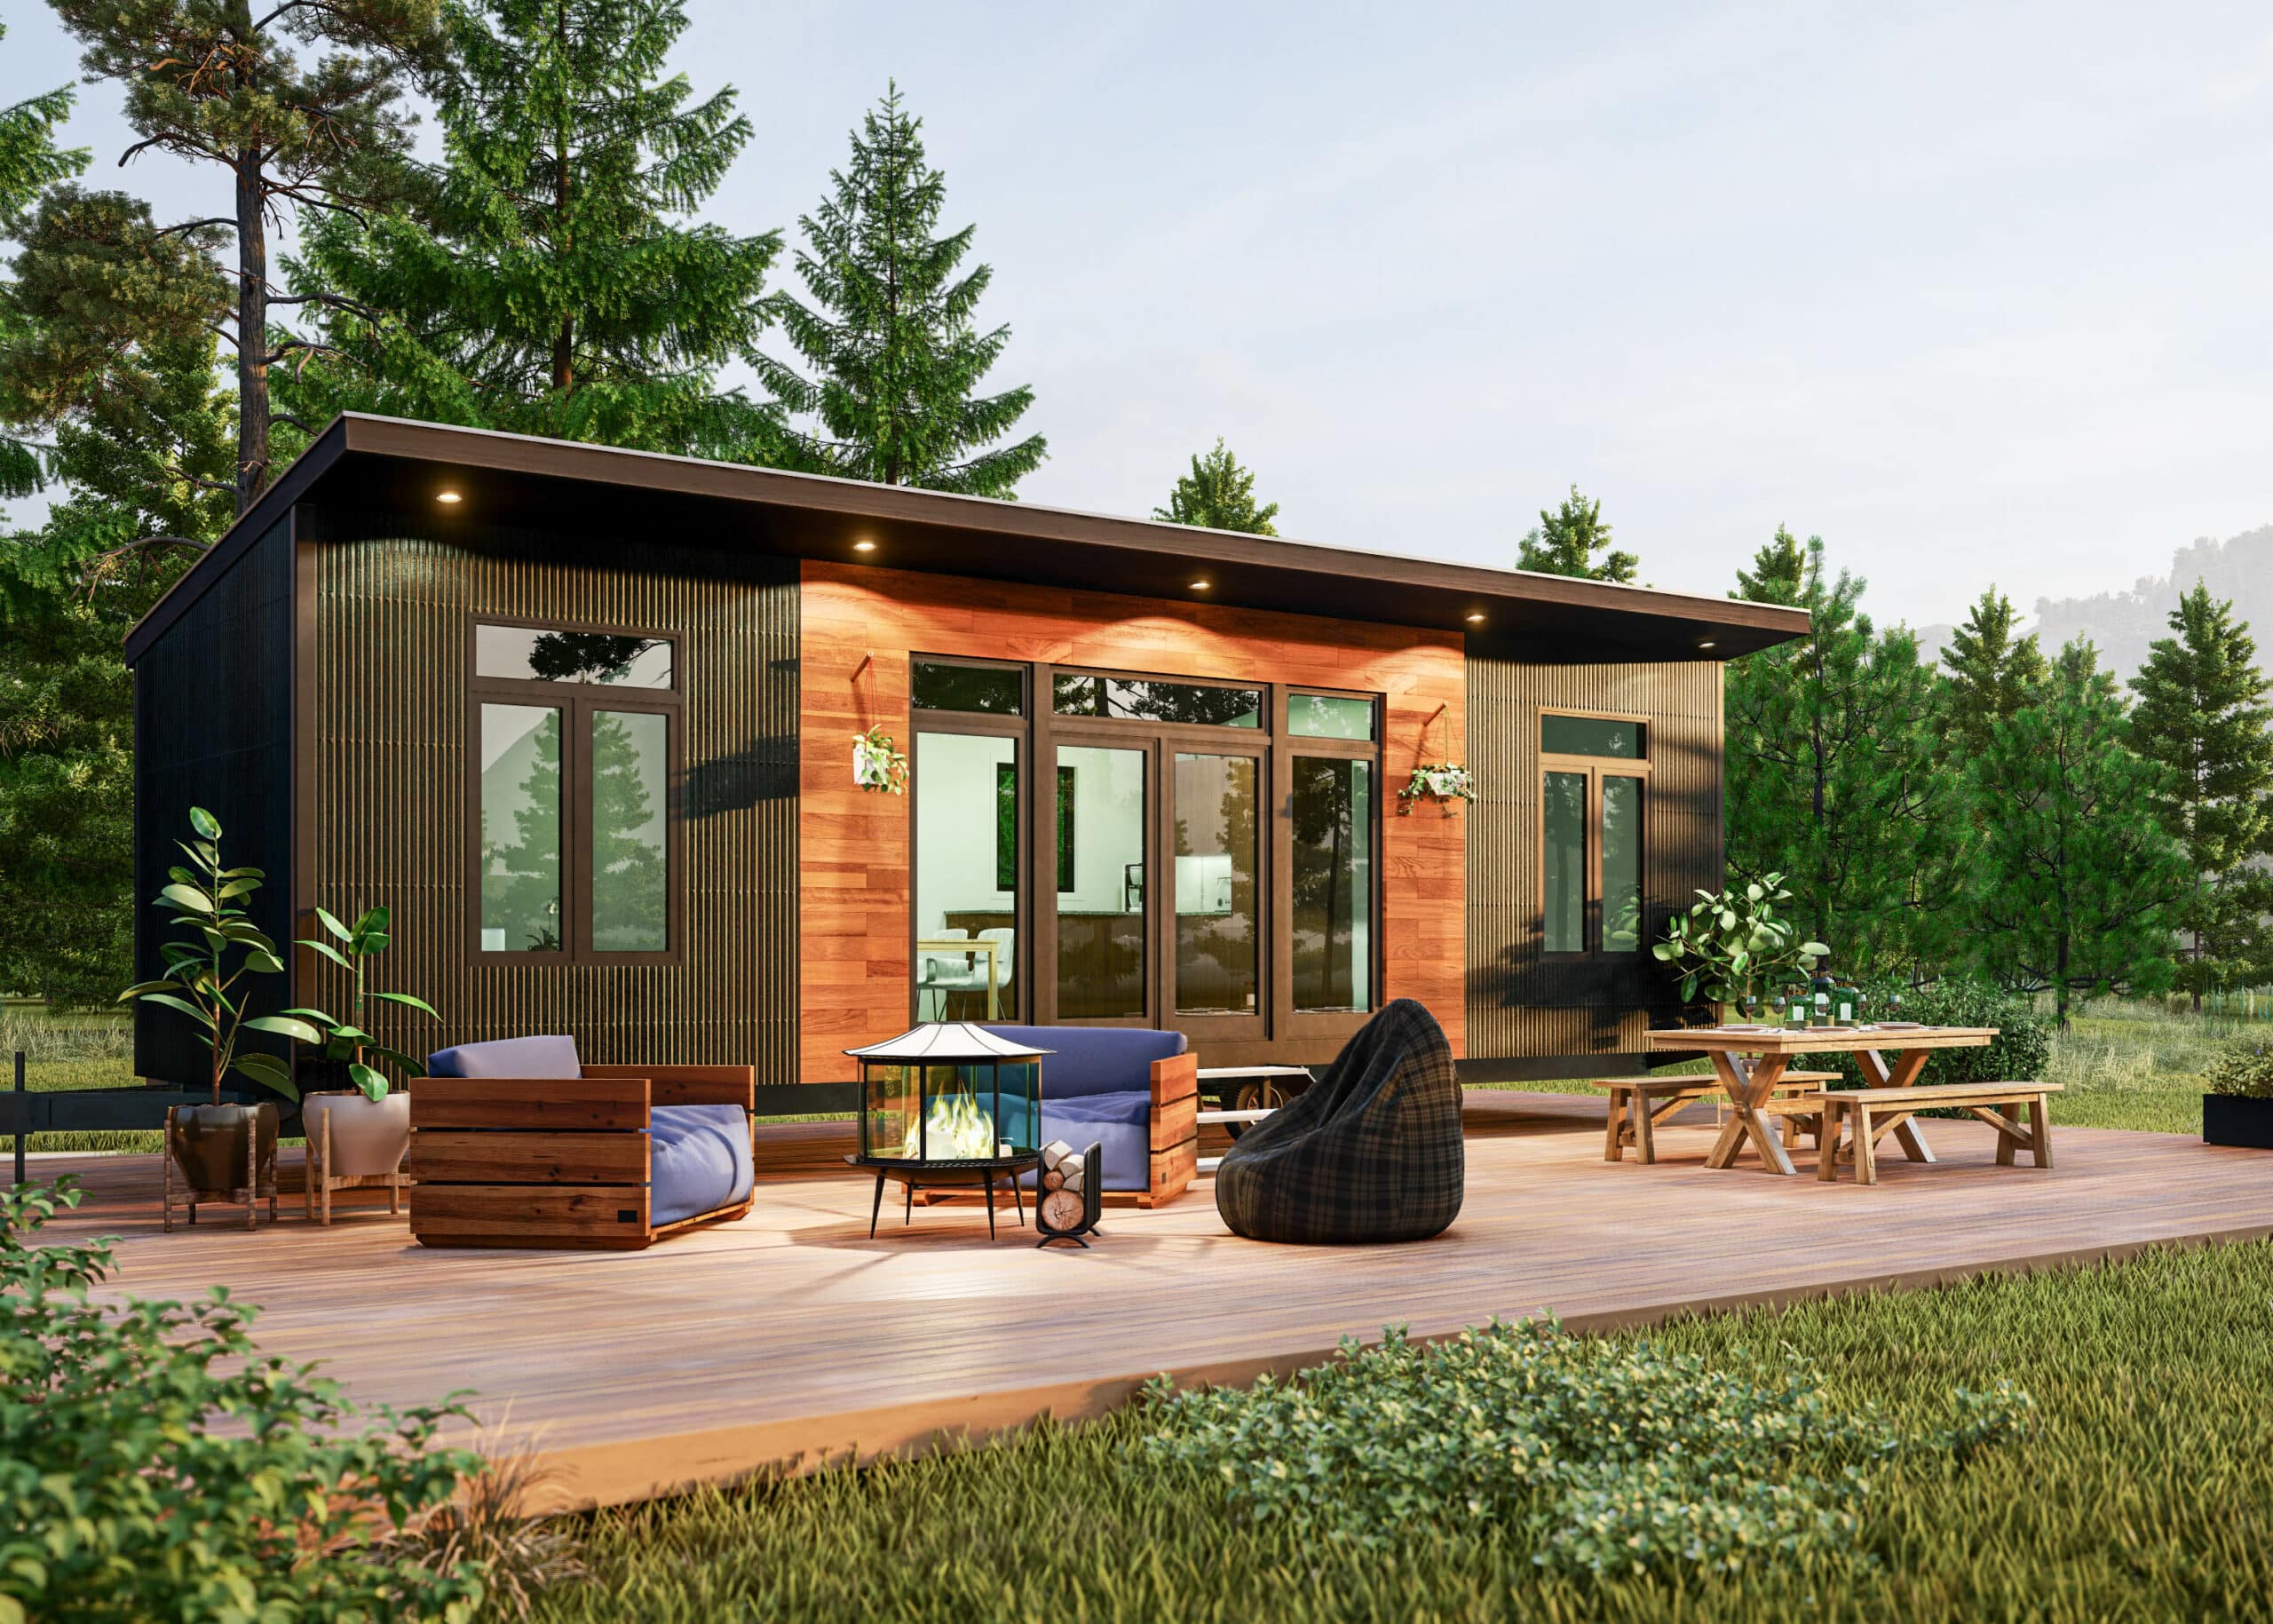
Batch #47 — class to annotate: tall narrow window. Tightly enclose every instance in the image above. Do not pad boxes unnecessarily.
[1540,712,1650,956]
[1057,745,1146,1019]
[471,622,677,962]
[915,732,1019,1019]
[1175,753,1260,1014]
[1291,757,1372,1010]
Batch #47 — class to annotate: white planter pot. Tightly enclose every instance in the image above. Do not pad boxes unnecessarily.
[304,1089,411,1178]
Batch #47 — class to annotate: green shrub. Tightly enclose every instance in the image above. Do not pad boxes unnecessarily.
[1140,1319,2029,1578]
[1806,977,2053,1089]
[0,1179,485,1623]
[2204,1038,2273,1098]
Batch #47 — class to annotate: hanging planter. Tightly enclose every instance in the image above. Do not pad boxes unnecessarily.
[853,725,909,794]
[1398,761,1476,816]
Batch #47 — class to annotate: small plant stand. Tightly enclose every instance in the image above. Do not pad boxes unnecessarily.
[162,1105,277,1232]
[305,1105,413,1226]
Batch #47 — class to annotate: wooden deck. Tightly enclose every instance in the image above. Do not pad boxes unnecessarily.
[36,1089,2273,1512]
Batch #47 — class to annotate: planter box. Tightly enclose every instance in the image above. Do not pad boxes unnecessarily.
[2203,1093,2273,1149]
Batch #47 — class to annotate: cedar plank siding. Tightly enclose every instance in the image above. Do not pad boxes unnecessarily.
[297,511,798,1086]
[797,559,1467,1083]
[132,515,297,1087]
[1464,642,1723,1066]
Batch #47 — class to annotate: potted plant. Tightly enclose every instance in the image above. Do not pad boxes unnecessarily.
[2202,1039,2273,1149]
[118,807,324,1221]
[1651,873,1830,1020]
[1398,761,1476,816]
[286,905,442,1214]
[853,724,909,793]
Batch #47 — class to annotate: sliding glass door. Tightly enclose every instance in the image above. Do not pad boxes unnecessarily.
[1052,743,1148,1020]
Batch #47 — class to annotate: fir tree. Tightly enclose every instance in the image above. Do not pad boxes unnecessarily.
[1968,638,2187,1024]
[1517,486,1636,583]
[288,0,784,458]
[759,84,1046,496]
[1723,534,1959,978]
[46,0,442,512]
[2126,583,2273,997]
[1734,525,1809,606]
[0,24,89,499]
[1154,439,1279,535]
[1943,587,2047,759]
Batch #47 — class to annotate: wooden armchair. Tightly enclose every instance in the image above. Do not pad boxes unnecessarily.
[408,1064,756,1250]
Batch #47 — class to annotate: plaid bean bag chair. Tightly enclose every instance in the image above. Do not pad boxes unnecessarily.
[1214,999,1463,1245]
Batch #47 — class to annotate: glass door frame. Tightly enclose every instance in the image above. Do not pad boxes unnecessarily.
[907,656,1032,1023]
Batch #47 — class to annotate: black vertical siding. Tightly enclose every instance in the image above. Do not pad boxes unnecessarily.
[1465,646,1723,1064]
[132,515,297,1086]
[299,510,799,1084]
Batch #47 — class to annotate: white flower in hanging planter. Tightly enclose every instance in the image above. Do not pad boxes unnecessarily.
[1398,761,1476,815]
[852,725,908,794]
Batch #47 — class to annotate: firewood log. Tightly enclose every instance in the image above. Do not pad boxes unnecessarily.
[1040,1140,1073,1171]
[1059,1153,1085,1188]
[1039,1189,1084,1232]
[1041,1168,1065,1192]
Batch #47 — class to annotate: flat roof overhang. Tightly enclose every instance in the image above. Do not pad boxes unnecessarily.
[125,414,1810,665]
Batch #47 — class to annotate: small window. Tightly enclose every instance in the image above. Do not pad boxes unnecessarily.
[914,660,1023,716]
[1541,714,1643,758]
[1287,693,1376,741]
[476,624,672,687]
[1053,673,1261,727]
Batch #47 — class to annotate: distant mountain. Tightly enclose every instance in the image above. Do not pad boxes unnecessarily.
[2030,524,2273,685]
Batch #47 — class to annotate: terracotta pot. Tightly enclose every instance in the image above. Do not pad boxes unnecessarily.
[304,1089,411,1177]
[170,1102,280,1200]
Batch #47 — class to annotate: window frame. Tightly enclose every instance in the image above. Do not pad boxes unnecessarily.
[467,616,684,968]
[1538,707,1652,961]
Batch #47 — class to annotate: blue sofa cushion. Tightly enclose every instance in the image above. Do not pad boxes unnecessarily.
[427,1034,582,1079]
[983,1025,1184,1099]
[650,1103,754,1227]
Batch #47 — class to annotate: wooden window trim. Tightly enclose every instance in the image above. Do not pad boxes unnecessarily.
[467,619,684,968]
[1539,708,1651,962]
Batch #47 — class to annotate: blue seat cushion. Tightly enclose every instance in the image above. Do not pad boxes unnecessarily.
[1042,1092,1151,1192]
[427,1034,582,1079]
[650,1103,754,1227]
[984,1026,1185,1099]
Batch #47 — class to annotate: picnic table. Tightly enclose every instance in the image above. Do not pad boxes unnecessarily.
[1641,1024,1999,1176]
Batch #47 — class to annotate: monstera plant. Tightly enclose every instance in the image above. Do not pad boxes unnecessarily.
[1652,874,1829,1011]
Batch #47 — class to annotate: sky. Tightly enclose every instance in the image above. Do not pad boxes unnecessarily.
[5,0,2269,630]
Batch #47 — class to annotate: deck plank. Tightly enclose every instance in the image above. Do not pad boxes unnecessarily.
[33,1089,2271,1511]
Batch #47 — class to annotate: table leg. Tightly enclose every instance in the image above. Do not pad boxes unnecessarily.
[1708,1050,1796,1176]
[1854,1104,1880,1185]
[1863,1048,1937,1163]
[1996,1102,2020,1167]
[1817,1100,1844,1182]
[1604,1089,1628,1163]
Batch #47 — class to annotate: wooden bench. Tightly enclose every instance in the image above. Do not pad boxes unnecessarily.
[1812,1081,2061,1185]
[1601,1073,1841,1164]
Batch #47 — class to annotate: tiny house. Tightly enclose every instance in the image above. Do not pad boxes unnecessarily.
[123,416,1808,1107]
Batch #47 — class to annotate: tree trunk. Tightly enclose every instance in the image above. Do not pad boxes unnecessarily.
[234,148,269,513]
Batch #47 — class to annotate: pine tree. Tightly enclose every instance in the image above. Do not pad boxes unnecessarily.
[47,0,441,512]
[1154,439,1279,535]
[758,84,1046,496]
[0,24,89,499]
[287,0,784,458]
[1968,638,2187,1023]
[1517,486,1636,583]
[1942,587,2048,759]
[1723,534,1959,979]
[1734,525,1809,606]
[2126,583,2273,997]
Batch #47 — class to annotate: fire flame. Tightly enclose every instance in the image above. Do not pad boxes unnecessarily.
[898,1089,999,1161]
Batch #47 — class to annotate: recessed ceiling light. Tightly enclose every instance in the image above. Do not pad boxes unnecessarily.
[1696,638,1718,650]
[852,539,876,553]
[1465,611,1486,624]
[435,489,462,505]
[1189,578,1212,591]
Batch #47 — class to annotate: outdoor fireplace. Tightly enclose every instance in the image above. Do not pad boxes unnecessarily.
[844,1023,1051,1238]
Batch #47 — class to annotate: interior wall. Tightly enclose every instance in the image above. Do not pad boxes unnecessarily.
[798,560,1467,1082]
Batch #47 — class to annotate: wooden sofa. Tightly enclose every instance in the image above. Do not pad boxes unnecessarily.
[408,1044,756,1250]
[978,1026,1200,1208]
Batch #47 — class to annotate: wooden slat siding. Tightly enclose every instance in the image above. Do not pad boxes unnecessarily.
[797,560,1467,1082]
[410,1130,650,1184]
[1465,649,1723,1059]
[44,1100,2273,1512]
[131,515,297,1086]
[303,514,797,1084]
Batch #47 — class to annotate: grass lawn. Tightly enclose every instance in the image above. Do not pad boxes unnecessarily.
[521,1239,2273,1622]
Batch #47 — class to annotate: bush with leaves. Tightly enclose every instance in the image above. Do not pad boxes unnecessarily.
[2205,1039,2273,1099]
[1141,1319,2029,1578]
[0,1179,485,1622]
[1803,977,2052,1091]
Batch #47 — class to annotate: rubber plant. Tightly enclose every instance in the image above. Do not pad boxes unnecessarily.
[1652,873,1830,1010]
[116,807,323,1104]
[286,907,443,1100]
